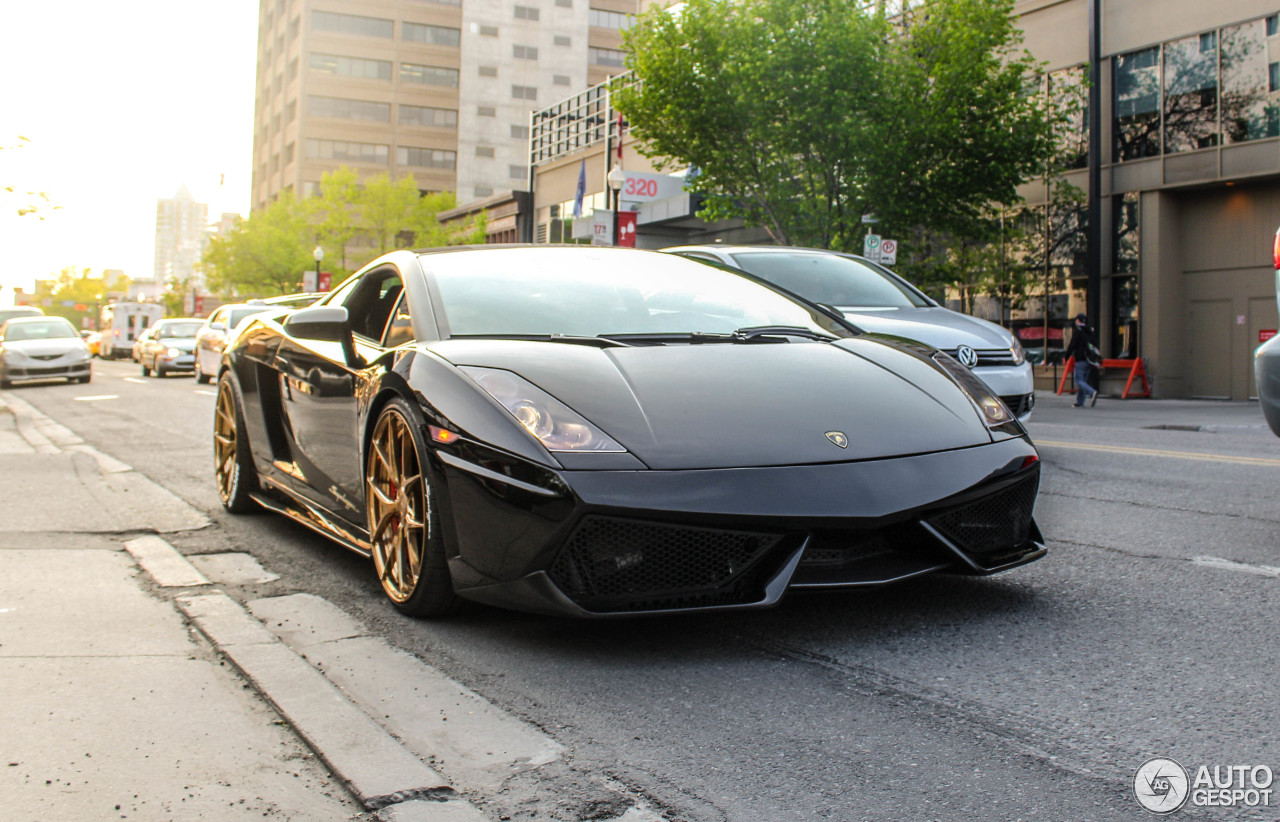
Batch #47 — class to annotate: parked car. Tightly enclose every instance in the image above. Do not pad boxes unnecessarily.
[138,318,203,377]
[82,330,101,357]
[193,303,276,384]
[666,245,1037,419]
[1257,227,1280,437]
[0,306,44,327]
[214,246,1044,618]
[131,327,154,363]
[0,315,92,388]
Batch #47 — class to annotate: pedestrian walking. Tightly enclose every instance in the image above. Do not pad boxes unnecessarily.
[1066,312,1100,407]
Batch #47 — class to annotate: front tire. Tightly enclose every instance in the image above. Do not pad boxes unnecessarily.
[214,374,259,513]
[141,362,151,377]
[366,398,458,617]
[194,359,211,385]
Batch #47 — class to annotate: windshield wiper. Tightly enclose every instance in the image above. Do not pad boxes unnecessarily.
[451,333,634,348]
[730,325,839,342]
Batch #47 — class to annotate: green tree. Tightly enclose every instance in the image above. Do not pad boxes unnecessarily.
[618,0,1064,256]
[2,136,61,220]
[305,167,361,272]
[202,192,313,297]
[34,266,122,328]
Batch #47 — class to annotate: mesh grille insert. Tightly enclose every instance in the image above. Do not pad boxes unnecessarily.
[929,473,1038,559]
[548,516,785,612]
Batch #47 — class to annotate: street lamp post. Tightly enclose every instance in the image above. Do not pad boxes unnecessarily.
[313,245,324,291]
[606,165,625,246]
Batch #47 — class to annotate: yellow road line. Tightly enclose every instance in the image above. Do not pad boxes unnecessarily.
[1035,439,1280,467]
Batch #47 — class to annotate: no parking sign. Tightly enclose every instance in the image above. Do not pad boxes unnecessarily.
[879,239,897,265]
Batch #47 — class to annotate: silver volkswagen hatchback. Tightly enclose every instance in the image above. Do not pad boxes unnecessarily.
[666,245,1036,419]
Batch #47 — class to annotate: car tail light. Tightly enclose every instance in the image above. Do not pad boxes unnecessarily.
[1273,226,1280,270]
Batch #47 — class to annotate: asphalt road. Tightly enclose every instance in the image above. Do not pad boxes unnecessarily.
[16,358,1280,821]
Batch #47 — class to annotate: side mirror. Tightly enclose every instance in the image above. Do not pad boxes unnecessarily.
[211,322,227,332]
[285,306,349,341]
[284,306,363,367]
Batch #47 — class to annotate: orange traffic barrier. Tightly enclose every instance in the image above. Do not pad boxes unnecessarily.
[1056,356,1151,399]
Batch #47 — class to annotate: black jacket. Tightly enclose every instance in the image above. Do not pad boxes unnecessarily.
[1066,323,1097,363]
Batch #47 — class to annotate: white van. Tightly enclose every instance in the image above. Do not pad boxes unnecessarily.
[98,302,163,359]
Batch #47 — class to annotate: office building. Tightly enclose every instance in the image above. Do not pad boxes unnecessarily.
[250,0,639,211]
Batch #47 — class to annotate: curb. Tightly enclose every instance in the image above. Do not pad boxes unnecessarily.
[127,534,490,819]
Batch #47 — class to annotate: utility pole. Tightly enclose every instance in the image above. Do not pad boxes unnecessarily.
[1086,0,1103,339]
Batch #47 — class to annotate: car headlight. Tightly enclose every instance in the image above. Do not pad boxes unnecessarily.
[3,350,25,365]
[461,366,626,453]
[166,347,181,358]
[1009,336,1026,366]
[933,352,1016,428]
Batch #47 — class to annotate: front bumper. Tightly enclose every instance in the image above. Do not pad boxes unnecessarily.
[156,354,196,372]
[974,363,1035,418]
[1257,335,1280,437]
[1,360,91,384]
[439,437,1045,616]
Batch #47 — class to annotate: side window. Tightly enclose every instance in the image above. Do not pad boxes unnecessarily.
[209,309,226,326]
[342,267,405,343]
[381,292,415,348]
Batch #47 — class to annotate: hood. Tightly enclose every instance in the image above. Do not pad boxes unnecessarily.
[837,306,1014,352]
[429,339,992,470]
[3,338,86,358]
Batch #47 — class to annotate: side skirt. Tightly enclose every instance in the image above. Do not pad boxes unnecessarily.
[252,479,371,558]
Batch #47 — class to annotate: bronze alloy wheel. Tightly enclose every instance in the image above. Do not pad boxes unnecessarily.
[214,376,257,512]
[367,406,428,604]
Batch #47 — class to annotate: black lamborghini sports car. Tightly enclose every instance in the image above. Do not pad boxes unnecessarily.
[214,246,1045,617]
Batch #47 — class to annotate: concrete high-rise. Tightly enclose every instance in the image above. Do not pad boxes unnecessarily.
[153,184,209,289]
[250,0,638,211]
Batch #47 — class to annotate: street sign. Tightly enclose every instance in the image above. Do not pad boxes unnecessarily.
[863,234,880,259]
[1262,329,1278,343]
[879,239,897,266]
[861,214,879,224]
[617,211,638,247]
[592,210,613,245]
[614,171,686,205]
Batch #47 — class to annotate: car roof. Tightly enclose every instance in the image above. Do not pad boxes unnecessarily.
[3,315,73,326]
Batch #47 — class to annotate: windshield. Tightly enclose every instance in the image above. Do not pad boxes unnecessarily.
[228,306,272,328]
[427,248,850,339]
[155,321,203,339]
[728,251,929,309]
[4,320,79,341]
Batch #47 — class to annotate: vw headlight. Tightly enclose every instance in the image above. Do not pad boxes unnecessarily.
[1010,337,1026,366]
[933,352,1015,428]
[461,366,627,453]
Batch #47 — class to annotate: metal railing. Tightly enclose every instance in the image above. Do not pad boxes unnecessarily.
[529,72,637,167]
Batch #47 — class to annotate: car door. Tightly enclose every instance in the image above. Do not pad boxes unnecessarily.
[272,266,407,524]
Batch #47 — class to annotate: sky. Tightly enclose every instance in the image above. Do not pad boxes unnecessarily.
[0,1,259,303]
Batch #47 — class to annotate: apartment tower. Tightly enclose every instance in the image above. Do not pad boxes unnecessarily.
[250,0,638,211]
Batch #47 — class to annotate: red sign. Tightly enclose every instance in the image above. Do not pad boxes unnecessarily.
[194,295,205,316]
[1262,329,1278,343]
[319,271,332,292]
[617,210,639,248]
[1017,326,1065,341]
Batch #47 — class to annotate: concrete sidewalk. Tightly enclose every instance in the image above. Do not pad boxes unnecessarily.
[0,395,486,822]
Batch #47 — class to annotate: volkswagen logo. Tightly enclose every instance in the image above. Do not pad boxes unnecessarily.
[825,431,849,448]
[954,345,979,368]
